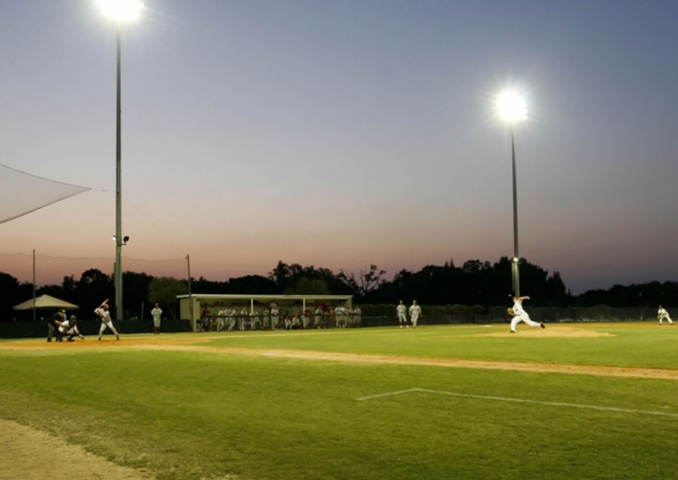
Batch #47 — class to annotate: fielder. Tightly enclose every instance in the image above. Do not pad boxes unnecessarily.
[352,306,362,327]
[657,305,674,325]
[151,303,163,334]
[396,301,408,328]
[409,301,422,328]
[95,299,120,341]
[509,296,545,333]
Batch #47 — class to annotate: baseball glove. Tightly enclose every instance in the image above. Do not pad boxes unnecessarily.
[507,307,515,316]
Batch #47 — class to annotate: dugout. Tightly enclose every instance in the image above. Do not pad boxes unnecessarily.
[177,294,353,332]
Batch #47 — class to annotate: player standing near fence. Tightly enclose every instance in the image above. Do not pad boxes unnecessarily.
[509,296,545,333]
[408,301,422,328]
[151,303,163,334]
[95,299,120,341]
[657,305,674,325]
[397,301,408,328]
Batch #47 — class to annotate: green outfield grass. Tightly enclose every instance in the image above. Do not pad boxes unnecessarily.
[204,323,678,368]
[1,323,677,480]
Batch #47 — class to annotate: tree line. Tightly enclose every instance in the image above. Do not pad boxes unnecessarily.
[1,257,676,322]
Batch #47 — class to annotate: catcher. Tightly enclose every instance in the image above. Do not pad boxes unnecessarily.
[59,315,85,342]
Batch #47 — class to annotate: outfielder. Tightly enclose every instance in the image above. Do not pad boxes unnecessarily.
[396,301,408,328]
[409,301,422,328]
[95,299,120,341]
[352,306,362,327]
[509,295,545,333]
[657,305,674,325]
[151,303,163,334]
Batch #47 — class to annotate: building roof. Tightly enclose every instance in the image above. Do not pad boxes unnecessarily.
[177,294,352,302]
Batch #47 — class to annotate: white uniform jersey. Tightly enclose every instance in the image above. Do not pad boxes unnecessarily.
[512,299,525,316]
[658,308,673,324]
[409,305,422,317]
[396,305,407,316]
[58,320,76,333]
[95,307,112,323]
[95,304,120,339]
[151,307,163,321]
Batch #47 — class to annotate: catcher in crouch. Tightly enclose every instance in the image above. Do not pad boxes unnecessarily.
[508,295,545,333]
[59,315,85,342]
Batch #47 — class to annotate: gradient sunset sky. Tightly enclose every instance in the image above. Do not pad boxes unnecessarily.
[1,0,678,295]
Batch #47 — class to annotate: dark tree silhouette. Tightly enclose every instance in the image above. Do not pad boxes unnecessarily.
[5,256,677,322]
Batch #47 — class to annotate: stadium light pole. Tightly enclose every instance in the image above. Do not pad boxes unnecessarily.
[497,91,527,298]
[99,0,144,321]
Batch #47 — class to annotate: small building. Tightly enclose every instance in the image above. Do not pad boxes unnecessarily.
[178,293,353,332]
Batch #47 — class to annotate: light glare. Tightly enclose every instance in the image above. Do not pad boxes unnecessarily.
[498,91,527,122]
[98,0,144,21]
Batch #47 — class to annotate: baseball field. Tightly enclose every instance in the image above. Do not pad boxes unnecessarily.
[1,322,677,480]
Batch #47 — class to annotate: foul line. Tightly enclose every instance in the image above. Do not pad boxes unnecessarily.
[357,388,678,418]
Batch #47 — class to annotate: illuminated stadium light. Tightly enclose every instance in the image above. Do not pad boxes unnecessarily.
[497,91,527,123]
[98,0,144,21]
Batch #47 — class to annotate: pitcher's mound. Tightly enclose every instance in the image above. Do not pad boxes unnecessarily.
[479,326,614,338]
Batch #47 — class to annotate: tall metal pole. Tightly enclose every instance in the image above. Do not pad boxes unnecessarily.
[510,122,520,297]
[115,21,124,321]
[187,254,194,331]
[32,249,36,323]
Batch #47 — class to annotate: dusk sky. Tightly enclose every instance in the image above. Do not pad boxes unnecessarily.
[2,0,678,295]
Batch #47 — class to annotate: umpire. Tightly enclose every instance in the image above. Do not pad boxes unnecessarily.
[46,310,66,342]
